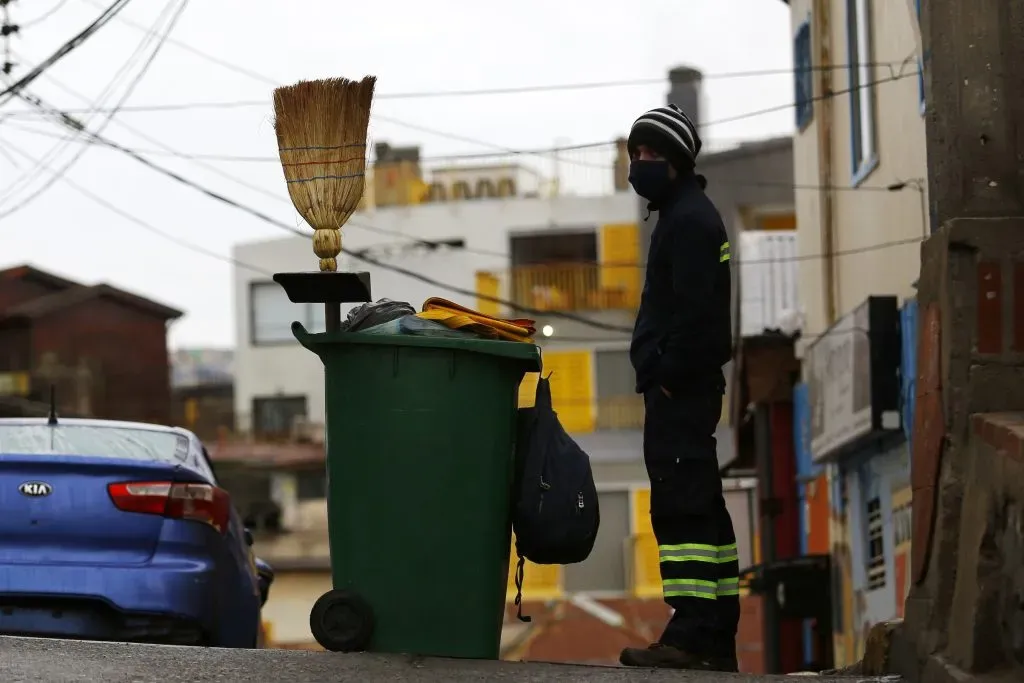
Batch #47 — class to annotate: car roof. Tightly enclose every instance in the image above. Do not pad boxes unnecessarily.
[0,417,195,439]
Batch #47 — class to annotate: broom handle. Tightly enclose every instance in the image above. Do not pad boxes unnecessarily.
[325,302,341,333]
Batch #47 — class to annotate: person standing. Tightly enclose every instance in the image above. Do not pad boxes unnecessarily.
[619,103,739,672]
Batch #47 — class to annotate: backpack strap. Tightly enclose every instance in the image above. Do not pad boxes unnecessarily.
[534,373,553,411]
[513,553,532,623]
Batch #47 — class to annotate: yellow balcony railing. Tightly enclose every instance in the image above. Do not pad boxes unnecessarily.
[595,395,644,430]
[476,262,641,314]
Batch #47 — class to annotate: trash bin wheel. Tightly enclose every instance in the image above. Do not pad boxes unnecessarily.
[309,589,375,652]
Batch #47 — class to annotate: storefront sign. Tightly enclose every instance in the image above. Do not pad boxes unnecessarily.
[806,297,901,462]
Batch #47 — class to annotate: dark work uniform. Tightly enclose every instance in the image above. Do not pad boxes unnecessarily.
[629,174,738,661]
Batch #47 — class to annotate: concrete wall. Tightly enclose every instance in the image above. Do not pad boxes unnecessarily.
[789,0,928,343]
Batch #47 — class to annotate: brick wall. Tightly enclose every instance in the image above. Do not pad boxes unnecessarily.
[31,296,172,423]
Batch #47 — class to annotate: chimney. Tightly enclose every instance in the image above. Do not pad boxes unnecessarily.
[667,66,702,125]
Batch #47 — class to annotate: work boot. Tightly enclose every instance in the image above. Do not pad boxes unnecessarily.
[619,643,713,670]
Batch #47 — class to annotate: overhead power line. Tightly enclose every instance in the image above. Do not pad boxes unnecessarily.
[0,133,274,277]
[0,64,923,174]
[6,54,924,267]
[9,97,921,268]
[1,120,614,162]
[0,0,131,108]
[20,0,71,29]
[0,62,916,114]
[22,87,928,334]
[19,89,636,333]
[704,60,920,128]
[0,0,188,218]
[1,117,909,191]
[0,125,928,316]
[70,0,920,153]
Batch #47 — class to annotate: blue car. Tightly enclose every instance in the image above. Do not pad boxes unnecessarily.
[0,417,274,647]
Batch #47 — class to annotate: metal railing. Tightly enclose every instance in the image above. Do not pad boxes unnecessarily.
[479,262,641,315]
[225,413,326,444]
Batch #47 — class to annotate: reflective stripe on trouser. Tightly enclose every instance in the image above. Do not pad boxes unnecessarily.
[659,542,740,598]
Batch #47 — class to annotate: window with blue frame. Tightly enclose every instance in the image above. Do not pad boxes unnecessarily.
[794,20,813,130]
[916,0,925,112]
[846,0,877,185]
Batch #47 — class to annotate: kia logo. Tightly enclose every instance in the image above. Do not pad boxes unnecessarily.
[18,481,52,497]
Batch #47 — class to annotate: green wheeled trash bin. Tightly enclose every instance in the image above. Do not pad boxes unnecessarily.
[293,322,541,659]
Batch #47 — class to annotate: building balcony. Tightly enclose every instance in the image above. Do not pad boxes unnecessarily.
[476,262,641,317]
[227,413,325,445]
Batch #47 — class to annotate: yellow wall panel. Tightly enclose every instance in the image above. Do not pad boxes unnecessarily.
[475,271,501,317]
[544,350,595,434]
[598,223,641,308]
[518,371,539,408]
[632,532,662,598]
[518,350,595,432]
[631,488,652,535]
[506,534,563,601]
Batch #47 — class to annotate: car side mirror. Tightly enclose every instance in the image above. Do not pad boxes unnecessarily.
[255,558,275,607]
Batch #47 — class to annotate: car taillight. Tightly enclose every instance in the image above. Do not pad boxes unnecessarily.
[108,481,231,534]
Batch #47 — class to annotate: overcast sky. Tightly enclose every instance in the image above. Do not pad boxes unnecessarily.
[1,0,794,349]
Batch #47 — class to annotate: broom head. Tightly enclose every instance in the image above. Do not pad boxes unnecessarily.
[273,76,376,270]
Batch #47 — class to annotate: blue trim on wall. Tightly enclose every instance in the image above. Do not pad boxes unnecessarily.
[793,381,816,667]
[900,299,919,451]
[794,19,814,130]
[851,154,879,187]
[846,0,878,187]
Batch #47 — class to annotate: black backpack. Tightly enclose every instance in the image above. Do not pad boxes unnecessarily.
[510,374,600,621]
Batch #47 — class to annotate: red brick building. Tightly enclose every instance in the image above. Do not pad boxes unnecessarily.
[0,265,182,423]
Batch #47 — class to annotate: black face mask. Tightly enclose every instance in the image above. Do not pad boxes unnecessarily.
[628,160,673,202]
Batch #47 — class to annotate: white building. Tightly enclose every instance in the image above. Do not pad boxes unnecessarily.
[782,0,929,668]
[787,0,928,343]
[232,189,639,436]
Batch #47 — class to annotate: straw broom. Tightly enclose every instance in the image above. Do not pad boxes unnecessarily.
[273,76,376,272]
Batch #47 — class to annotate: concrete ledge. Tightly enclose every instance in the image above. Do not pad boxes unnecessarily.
[0,636,898,682]
[972,413,1024,464]
[899,413,1024,681]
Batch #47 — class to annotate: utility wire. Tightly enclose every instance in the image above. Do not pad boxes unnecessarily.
[11,65,925,269]
[0,133,274,277]
[12,102,924,269]
[0,0,130,108]
[20,0,70,29]
[0,0,187,217]
[22,90,637,333]
[69,1,919,162]
[1,120,614,162]
[25,88,928,335]
[3,115,905,196]
[0,64,922,175]
[7,58,310,205]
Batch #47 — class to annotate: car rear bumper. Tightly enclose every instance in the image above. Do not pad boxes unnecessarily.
[0,559,217,644]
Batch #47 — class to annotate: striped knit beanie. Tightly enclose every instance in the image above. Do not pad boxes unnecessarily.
[627,103,702,173]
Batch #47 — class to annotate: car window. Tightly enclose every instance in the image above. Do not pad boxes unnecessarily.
[0,425,190,463]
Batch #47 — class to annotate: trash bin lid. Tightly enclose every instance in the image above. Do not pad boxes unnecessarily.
[292,321,542,372]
